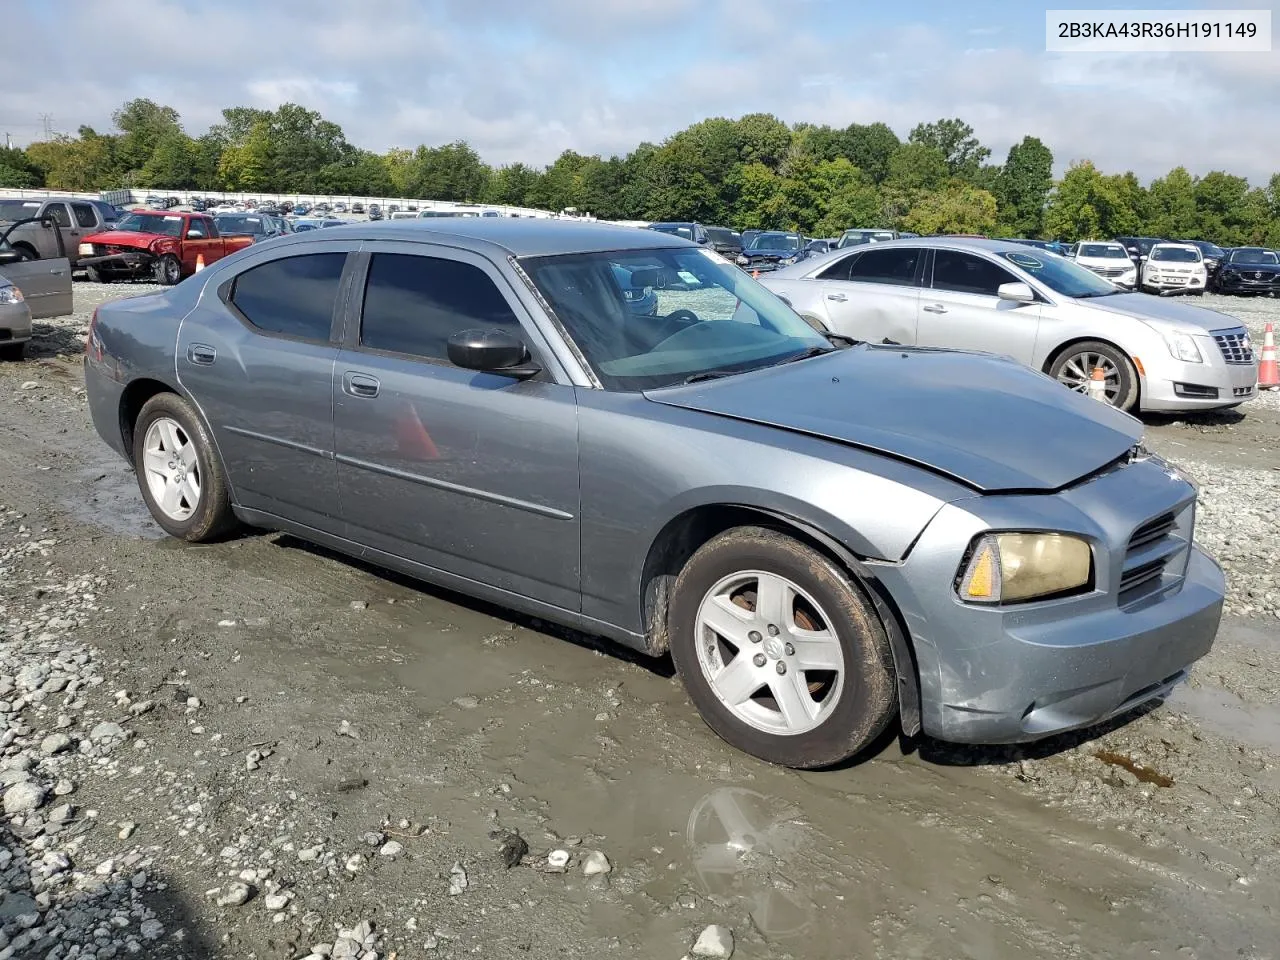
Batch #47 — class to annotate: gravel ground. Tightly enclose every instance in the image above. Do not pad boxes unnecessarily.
[0,282,1278,959]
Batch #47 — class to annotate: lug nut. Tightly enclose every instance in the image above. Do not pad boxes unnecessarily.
[767,624,780,636]
[748,630,762,644]
[775,662,787,675]
[752,653,767,668]
[784,642,795,656]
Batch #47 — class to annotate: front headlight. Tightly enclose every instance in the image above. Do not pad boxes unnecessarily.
[779,256,798,265]
[79,242,95,256]
[0,284,24,305]
[957,532,1093,604]
[1164,332,1203,363]
[736,255,749,265]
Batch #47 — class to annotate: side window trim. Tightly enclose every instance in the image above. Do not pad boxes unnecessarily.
[222,250,357,346]
[344,242,558,381]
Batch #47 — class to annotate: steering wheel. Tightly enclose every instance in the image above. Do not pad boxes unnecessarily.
[648,308,701,342]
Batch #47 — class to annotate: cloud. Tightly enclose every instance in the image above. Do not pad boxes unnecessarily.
[3,0,1276,183]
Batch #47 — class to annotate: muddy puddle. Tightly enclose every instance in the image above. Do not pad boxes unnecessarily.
[1170,682,1280,753]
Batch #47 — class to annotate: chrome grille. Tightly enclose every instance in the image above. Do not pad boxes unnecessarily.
[1212,328,1254,365]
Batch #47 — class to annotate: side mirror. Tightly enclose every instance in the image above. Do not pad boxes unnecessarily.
[1139,255,1148,262]
[997,281,1036,303]
[41,220,52,229]
[696,236,708,244]
[447,329,541,379]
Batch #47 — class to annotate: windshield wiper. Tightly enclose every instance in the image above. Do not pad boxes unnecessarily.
[769,345,835,368]
[682,370,739,385]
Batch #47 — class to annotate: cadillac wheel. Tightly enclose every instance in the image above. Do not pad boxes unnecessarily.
[668,527,896,768]
[1048,340,1139,411]
[132,393,235,541]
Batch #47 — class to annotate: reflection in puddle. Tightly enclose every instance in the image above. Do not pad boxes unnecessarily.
[65,459,162,539]
[686,787,815,941]
[1170,682,1280,752]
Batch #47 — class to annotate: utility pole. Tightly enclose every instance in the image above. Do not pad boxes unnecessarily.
[39,114,53,139]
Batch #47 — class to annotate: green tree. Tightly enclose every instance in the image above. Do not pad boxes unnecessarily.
[908,118,990,177]
[809,159,882,236]
[138,133,199,188]
[885,143,948,192]
[24,132,118,191]
[486,162,541,206]
[1043,160,1141,240]
[269,103,352,193]
[0,147,42,188]
[112,99,182,175]
[404,141,490,201]
[903,183,998,235]
[726,162,786,230]
[734,113,793,170]
[1146,166,1198,238]
[843,122,901,184]
[217,121,274,191]
[996,136,1054,237]
[1194,170,1251,244]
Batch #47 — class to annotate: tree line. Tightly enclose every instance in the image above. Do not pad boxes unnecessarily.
[2,99,1278,246]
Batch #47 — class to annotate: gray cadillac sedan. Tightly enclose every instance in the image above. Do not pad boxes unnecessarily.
[83,219,1225,769]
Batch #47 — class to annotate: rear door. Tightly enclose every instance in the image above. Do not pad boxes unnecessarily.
[916,249,1041,364]
[176,242,357,529]
[817,246,924,343]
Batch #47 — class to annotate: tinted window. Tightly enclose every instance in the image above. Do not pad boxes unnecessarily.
[845,248,921,286]
[46,203,71,228]
[71,203,98,228]
[932,251,1017,296]
[815,252,861,281]
[204,218,220,239]
[360,254,522,362]
[231,253,347,340]
[186,220,207,238]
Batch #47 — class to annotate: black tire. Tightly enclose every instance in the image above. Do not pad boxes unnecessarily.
[154,254,182,286]
[668,526,896,769]
[1048,340,1140,412]
[83,265,102,283]
[0,342,25,362]
[132,392,236,542]
[12,245,36,262]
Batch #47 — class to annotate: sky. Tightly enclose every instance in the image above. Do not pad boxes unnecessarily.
[3,0,1277,184]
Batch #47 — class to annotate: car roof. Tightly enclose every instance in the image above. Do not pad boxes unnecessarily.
[248,218,695,258]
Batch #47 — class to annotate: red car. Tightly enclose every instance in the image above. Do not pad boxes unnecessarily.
[79,211,254,285]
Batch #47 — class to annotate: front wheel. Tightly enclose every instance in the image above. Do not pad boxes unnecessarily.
[133,393,235,541]
[154,254,182,286]
[668,526,896,769]
[1048,340,1139,411]
[83,265,102,283]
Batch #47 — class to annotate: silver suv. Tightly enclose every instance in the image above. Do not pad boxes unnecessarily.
[761,237,1258,413]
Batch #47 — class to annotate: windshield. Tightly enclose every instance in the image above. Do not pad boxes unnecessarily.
[1229,249,1279,265]
[705,228,735,243]
[215,215,267,235]
[1191,241,1225,258]
[113,213,185,237]
[999,250,1119,298]
[749,233,801,251]
[522,247,831,390]
[1151,246,1201,262]
[1078,244,1129,259]
[0,200,41,222]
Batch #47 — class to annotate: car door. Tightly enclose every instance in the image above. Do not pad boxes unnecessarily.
[0,252,72,318]
[176,243,357,529]
[816,246,924,343]
[915,249,1042,364]
[182,217,220,271]
[332,243,581,613]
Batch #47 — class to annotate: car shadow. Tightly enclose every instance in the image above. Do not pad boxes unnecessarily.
[267,532,677,679]
[1140,408,1246,427]
[25,320,86,360]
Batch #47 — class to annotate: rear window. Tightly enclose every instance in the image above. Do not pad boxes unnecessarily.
[230,253,347,340]
[0,200,41,222]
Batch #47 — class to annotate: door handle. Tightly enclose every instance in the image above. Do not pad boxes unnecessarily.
[187,343,216,365]
[50,268,65,275]
[922,303,947,314]
[343,372,380,398]
[826,293,848,302]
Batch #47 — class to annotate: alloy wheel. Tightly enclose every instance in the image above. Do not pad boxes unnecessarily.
[142,417,201,521]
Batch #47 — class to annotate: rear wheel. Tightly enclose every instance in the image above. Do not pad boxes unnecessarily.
[1048,340,1139,412]
[668,526,896,769]
[132,393,235,541]
[154,254,182,286]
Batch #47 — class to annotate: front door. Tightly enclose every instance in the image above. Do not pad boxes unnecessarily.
[332,243,581,613]
[915,249,1042,364]
[182,218,221,273]
[176,244,355,529]
[0,255,72,318]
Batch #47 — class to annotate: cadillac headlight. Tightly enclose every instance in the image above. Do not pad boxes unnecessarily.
[957,532,1092,604]
[1164,332,1203,363]
[0,284,24,305]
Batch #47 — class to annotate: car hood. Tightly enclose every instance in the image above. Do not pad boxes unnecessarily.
[1077,292,1236,332]
[646,345,1142,492]
[1075,258,1133,268]
[82,230,164,249]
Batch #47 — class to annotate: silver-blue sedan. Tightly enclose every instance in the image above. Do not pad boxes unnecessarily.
[83,219,1225,768]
